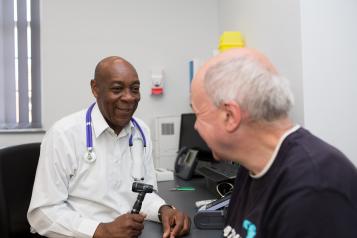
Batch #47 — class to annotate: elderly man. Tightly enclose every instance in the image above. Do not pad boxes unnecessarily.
[28,56,190,238]
[191,48,357,238]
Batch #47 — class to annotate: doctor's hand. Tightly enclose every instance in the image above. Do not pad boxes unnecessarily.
[93,213,146,238]
[159,205,191,238]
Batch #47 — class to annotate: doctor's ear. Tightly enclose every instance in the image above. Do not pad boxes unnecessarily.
[90,79,99,98]
[221,101,241,133]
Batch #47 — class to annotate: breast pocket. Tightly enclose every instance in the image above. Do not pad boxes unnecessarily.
[69,150,107,197]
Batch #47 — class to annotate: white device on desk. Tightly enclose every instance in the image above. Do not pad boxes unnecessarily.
[155,168,174,182]
[195,199,216,208]
[194,194,231,229]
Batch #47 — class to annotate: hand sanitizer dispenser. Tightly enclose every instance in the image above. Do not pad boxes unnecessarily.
[151,69,164,95]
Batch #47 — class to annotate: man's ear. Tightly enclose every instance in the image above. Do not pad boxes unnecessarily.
[90,79,99,98]
[222,101,241,133]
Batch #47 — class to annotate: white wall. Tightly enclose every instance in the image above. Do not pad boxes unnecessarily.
[218,0,304,125]
[0,0,219,148]
[218,0,357,165]
[3,0,355,166]
[300,0,357,164]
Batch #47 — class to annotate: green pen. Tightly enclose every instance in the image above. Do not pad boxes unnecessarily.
[169,186,195,191]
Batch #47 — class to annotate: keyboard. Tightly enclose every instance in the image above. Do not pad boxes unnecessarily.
[196,162,239,182]
[210,163,238,178]
[196,166,229,182]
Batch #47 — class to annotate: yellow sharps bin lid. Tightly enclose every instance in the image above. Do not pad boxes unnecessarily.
[218,31,245,52]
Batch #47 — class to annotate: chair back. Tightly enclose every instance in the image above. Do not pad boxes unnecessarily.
[0,143,41,238]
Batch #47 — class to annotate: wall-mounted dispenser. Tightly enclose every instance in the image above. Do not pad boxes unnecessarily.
[151,69,164,95]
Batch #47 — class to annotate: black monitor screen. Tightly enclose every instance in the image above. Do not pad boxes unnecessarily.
[179,113,213,160]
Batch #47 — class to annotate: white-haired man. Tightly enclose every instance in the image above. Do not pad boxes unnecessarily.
[191,48,357,238]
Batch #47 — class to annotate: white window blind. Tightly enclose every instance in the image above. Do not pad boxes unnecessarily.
[0,0,41,130]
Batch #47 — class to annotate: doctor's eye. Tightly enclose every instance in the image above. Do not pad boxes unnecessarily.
[111,86,124,94]
[130,85,140,94]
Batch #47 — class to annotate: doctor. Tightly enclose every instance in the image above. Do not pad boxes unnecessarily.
[27,56,191,238]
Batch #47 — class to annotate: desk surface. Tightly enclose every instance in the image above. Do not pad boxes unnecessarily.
[140,177,222,237]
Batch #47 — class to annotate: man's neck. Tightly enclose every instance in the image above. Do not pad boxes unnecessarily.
[105,118,123,135]
[235,118,294,175]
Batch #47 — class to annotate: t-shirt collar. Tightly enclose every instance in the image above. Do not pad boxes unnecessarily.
[250,125,301,179]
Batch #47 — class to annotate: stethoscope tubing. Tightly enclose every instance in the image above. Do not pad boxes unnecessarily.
[85,102,147,154]
[86,103,96,151]
[129,117,147,147]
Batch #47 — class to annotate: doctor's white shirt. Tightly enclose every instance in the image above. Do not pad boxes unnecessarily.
[27,104,166,238]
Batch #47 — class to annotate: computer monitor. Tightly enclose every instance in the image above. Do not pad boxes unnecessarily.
[178,113,238,184]
[178,113,213,161]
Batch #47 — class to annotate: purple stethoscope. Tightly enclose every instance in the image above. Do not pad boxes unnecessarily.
[84,102,147,180]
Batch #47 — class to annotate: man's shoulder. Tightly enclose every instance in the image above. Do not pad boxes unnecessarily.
[285,128,353,166]
[50,108,86,133]
[286,127,345,156]
[277,127,357,193]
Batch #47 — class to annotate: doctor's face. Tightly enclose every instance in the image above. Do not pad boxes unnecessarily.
[91,57,140,134]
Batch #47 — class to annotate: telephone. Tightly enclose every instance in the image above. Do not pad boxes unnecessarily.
[174,147,199,180]
[194,194,231,229]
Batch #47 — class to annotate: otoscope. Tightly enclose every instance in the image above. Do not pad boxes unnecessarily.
[131,182,154,214]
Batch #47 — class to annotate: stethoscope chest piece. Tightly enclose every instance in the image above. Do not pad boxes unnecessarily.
[83,149,96,163]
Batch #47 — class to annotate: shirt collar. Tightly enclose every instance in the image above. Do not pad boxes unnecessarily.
[91,103,135,138]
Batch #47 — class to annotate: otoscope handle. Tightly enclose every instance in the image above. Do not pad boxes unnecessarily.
[131,191,146,214]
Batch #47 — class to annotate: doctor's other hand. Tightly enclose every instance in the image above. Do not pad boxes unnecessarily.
[160,205,191,238]
[93,213,146,238]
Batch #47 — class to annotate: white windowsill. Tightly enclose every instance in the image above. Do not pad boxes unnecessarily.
[0,128,46,134]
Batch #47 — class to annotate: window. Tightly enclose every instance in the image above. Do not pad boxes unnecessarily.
[0,0,41,130]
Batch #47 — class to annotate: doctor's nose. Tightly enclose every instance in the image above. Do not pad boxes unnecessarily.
[121,89,139,102]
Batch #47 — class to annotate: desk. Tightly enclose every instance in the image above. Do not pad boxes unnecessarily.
[140,177,222,237]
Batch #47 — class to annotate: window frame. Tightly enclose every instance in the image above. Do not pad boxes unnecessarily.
[0,0,41,132]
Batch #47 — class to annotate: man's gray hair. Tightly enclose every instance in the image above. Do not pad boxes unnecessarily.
[203,56,294,122]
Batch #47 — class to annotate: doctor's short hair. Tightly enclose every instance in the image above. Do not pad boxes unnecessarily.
[203,56,294,122]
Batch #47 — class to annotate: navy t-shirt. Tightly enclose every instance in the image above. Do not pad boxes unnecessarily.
[224,127,357,238]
